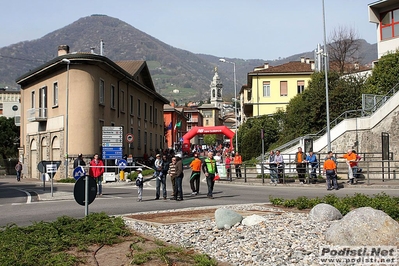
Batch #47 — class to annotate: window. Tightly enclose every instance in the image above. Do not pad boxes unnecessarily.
[137,129,141,149]
[263,81,270,97]
[206,119,209,125]
[99,80,105,104]
[155,134,157,150]
[120,90,125,112]
[247,90,252,101]
[144,131,147,151]
[149,132,152,150]
[297,80,305,94]
[144,102,147,120]
[39,86,47,118]
[110,85,115,109]
[149,105,153,122]
[187,113,192,121]
[380,8,399,40]
[280,81,287,96]
[130,95,134,115]
[137,99,141,117]
[31,91,35,108]
[53,82,58,106]
[130,127,134,148]
[203,111,212,118]
[0,103,3,115]
[154,107,158,124]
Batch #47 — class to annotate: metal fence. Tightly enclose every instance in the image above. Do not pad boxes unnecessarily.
[218,153,398,185]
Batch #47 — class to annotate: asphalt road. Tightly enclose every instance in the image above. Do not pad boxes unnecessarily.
[1,170,398,227]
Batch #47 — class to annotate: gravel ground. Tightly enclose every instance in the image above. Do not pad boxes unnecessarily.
[123,204,331,266]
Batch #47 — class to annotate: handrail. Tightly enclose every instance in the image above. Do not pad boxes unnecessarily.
[275,82,399,153]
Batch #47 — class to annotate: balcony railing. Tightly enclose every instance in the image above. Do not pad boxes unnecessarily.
[27,108,47,122]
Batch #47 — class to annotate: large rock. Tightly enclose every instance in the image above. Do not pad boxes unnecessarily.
[325,207,399,246]
[214,208,243,229]
[309,203,342,222]
[242,214,267,226]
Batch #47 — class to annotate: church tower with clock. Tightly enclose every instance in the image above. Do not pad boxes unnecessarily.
[210,67,223,109]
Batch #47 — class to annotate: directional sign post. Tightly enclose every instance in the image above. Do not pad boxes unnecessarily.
[102,126,123,159]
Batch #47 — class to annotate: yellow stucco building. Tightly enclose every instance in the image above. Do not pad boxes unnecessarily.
[241,58,314,120]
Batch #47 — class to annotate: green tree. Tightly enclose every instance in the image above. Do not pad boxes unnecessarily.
[238,115,279,160]
[365,49,399,95]
[0,117,19,161]
[277,71,365,145]
[203,134,217,147]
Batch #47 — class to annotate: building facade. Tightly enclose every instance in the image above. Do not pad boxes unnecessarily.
[0,88,21,126]
[16,46,168,179]
[241,59,314,119]
[369,0,399,58]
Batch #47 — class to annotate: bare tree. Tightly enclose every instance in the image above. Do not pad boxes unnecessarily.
[328,26,361,74]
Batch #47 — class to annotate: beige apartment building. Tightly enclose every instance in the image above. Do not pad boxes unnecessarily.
[16,46,169,179]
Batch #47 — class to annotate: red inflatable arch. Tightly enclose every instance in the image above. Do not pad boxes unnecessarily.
[182,126,235,153]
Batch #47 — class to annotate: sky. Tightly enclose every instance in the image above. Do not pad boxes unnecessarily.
[0,0,377,60]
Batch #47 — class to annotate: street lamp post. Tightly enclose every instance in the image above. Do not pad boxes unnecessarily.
[62,58,70,178]
[322,0,331,151]
[219,58,238,152]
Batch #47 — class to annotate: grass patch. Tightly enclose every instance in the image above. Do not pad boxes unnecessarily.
[0,212,221,266]
[269,192,399,219]
[0,213,131,266]
[57,178,76,183]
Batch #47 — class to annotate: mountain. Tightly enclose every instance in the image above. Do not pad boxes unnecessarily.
[0,15,377,103]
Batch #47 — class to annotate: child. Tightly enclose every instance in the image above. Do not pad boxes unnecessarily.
[136,168,143,202]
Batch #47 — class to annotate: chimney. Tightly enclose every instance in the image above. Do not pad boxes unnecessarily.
[354,63,359,70]
[305,58,310,64]
[58,45,70,56]
[264,62,269,69]
[300,57,305,63]
[90,47,95,54]
[170,102,175,107]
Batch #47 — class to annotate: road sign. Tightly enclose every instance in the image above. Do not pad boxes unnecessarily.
[102,126,123,146]
[102,126,123,158]
[37,161,61,173]
[102,146,123,159]
[73,166,86,180]
[73,176,97,206]
[118,159,127,170]
[126,133,134,143]
[46,164,57,174]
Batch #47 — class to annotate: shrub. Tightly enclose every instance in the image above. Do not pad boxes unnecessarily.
[269,196,284,206]
[295,196,312,210]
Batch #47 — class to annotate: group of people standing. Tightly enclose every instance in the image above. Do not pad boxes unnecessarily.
[137,151,220,202]
[266,147,362,190]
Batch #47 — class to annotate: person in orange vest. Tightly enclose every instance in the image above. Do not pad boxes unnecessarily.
[189,152,202,195]
[341,149,357,185]
[323,151,339,190]
[295,147,306,184]
[233,152,242,179]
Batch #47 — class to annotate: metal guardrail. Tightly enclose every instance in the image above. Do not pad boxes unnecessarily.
[223,158,399,185]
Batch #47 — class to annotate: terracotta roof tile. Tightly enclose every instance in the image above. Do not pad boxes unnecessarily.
[251,61,314,74]
[115,60,145,76]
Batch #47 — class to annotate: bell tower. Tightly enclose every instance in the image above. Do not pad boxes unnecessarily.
[210,67,223,108]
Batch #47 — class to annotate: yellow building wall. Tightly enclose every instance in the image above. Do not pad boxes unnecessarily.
[251,74,311,116]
